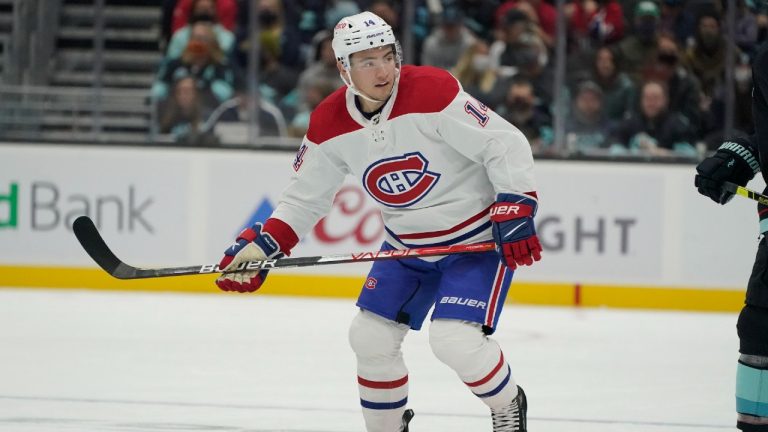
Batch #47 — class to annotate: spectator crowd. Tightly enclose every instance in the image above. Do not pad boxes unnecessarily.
[151,0,768,157]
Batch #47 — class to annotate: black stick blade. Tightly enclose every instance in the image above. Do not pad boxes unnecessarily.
[72,216,124,276]
[72,216,216,279]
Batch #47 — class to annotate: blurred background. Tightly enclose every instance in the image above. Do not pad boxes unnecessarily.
[0,0,761,156]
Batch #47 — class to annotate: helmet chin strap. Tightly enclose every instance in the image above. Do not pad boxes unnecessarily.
[341,67,401,105]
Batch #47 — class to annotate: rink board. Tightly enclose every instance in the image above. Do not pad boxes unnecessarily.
[0,143,759,311]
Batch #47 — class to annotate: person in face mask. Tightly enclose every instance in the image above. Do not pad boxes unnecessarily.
[697,13,722,52]
[514,36,554,107]
[684,10,742,99]
[633,1,660,45]
[610,1,663,82]
[170,0,237,34]
[703,53,754,144]
[642,33,702,136]
[189,0,217,21]
[181,22,228,74]
[451,40,498,101]
[472,51,492,73]
[256,0,282,28]
[165,0,236,61]
[234,0,303,69]
[496,76,553,152]
[152,21,237,110]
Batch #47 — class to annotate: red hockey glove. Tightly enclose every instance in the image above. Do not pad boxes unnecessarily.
[216,222,283,293]
[490,192,542,270]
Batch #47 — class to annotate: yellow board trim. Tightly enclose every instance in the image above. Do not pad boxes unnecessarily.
[0,265,745,312]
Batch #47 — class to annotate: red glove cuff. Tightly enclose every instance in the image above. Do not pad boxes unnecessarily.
[489,203,535,222]
[231,218,299,256]
[263,218,299,255]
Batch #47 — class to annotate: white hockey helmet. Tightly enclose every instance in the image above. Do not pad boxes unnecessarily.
[332,11,401,70]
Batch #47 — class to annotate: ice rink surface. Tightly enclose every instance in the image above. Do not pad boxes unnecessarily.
[0,288,740,432]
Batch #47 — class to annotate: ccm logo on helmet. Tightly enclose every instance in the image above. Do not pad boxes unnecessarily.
[489,205,521,217]
[363,152,441,208]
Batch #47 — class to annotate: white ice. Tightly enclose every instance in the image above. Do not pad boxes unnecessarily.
[0,289,738,432]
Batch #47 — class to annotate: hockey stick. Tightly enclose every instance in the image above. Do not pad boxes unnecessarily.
[72,216,496,280]
[722,181,768,206]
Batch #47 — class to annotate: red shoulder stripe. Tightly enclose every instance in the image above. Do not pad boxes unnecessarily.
[389,65,460,120]
[306,86,362,144]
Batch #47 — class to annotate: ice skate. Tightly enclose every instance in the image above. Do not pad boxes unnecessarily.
[401,408,414,431]
[490,385,527,432]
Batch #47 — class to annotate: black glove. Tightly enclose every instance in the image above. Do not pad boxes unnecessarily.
[695,138,760,204]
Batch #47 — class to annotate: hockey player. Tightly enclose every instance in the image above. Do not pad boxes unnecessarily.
[695,42,768,431]
[215,11,540,432]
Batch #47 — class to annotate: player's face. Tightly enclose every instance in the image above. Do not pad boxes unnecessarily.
[347,46,398,102]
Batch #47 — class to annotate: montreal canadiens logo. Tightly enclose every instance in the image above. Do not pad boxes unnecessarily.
[362,152,441,207]
[365,277,378,289]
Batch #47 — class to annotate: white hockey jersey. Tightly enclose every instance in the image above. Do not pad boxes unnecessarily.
[271,65,536,251]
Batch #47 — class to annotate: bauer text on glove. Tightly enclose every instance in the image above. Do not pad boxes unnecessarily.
[216,222,283,293]
[490,192,542,270]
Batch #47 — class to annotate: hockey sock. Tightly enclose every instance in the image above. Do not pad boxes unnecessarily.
[350,310,410,432]
[430,319,518,409]
[358,374,409,432]
[738,355,768,431]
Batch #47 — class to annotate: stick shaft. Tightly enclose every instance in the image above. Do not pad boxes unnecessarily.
[723,181,768,206]
[72,216,495,280]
